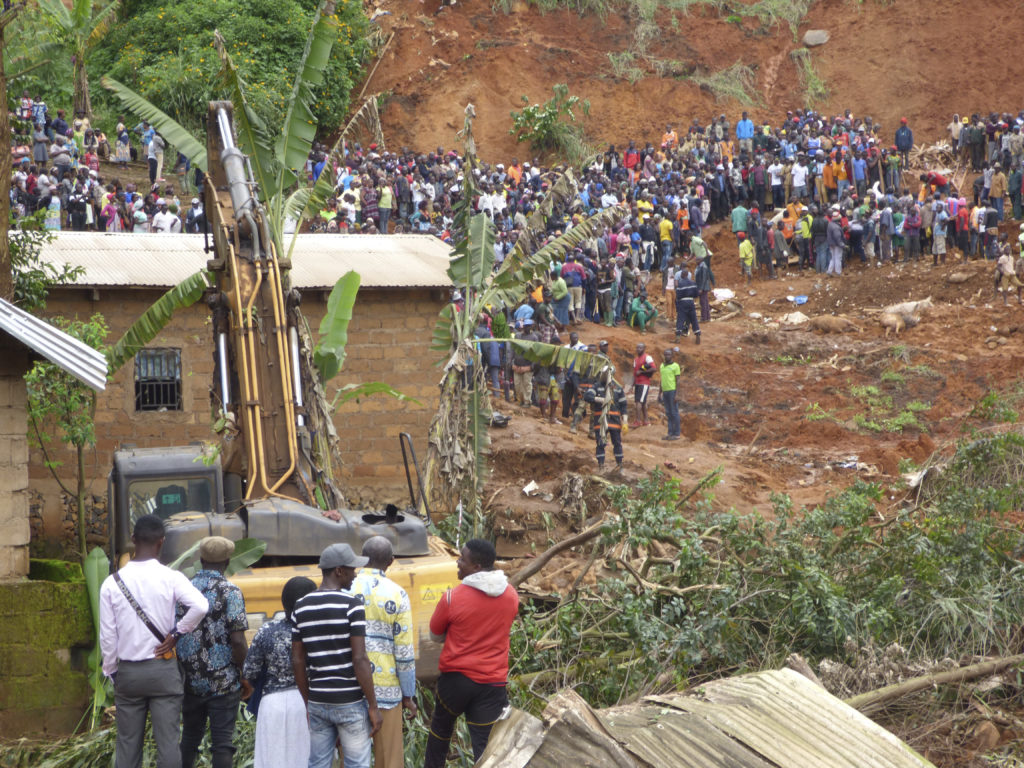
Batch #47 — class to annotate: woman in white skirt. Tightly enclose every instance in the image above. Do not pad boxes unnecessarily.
[242,576,317,768]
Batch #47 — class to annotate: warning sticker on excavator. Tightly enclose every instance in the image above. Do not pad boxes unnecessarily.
[420,587,449,604]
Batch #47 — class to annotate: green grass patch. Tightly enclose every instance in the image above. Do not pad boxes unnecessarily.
[690,62,758,105]
[790,47,829,107]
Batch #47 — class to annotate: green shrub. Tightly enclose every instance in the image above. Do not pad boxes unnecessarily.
[509,83,592,161]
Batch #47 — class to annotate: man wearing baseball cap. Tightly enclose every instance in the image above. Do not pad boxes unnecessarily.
[293,543,381,768]
[178,536,249,768]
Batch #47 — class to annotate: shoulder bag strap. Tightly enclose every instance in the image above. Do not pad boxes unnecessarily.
[113,571,167,642]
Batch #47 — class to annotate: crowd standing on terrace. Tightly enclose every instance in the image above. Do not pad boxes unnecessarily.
[12,96,1024,462]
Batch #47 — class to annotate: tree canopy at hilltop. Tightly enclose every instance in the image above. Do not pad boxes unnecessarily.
[70,0,367,134]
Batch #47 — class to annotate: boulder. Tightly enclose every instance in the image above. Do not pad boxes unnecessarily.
[803,29,830,47]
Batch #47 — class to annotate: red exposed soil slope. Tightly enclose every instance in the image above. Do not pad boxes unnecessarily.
[363,0,1024,160]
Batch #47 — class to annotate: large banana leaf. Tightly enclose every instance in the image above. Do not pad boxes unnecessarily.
[475,338,613,379]
[314,271,360,382]
[447,212,495,289]
[35,0,71,29]
[431,302,457,353]
[86,0,119,49]
[101,76,209,171]
[83,546,111,729]
[169,537,267,578]
[490,205,626,307]
[106,270,211,374]
[276,0,339,193]
[213,32,277,205]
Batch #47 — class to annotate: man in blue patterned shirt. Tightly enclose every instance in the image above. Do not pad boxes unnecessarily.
[177,536,249,768]
[351,537,418,768]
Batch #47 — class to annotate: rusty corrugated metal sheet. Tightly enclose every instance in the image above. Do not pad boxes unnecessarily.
[608,671,933,768]
[479,670,934,768]
[0,298,107,391]
[32,232,453,289]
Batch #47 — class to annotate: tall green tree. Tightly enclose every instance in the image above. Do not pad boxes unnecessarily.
[26,314,108,560]
[36,0,119,118]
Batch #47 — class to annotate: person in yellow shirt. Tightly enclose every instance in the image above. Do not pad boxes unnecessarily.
[658,214,675,267]
[738,232,755,285]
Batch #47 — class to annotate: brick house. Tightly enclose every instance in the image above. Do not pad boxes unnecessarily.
[32,232,452,552]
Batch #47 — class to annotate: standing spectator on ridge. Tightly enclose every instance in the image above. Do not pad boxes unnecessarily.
[292,543,382,768]
[351,537,417,768]
[178,537,249,768]
[659,348,681,441]
[100,515,209,768]
[632,342,655,427]
[894,118,914,169]
[423,539,519,767]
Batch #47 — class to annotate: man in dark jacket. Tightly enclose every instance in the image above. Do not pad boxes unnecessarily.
[894,118,914,169]
[693,256,716,322]
[674,268,701,344]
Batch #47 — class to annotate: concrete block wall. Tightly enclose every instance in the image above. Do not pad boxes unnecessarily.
[31,285,446,548]
[0,342,31,580]
[0,580,93,736]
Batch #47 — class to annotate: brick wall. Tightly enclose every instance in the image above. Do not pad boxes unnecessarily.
[31,285,445,549]
[0,340,31,579]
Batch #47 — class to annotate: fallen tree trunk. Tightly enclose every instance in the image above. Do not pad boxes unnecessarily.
[510,519,606,588]
[844,653,1024,713]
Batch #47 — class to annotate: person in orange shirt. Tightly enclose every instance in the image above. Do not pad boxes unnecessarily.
[661,124,678,150]
[833,153,850,199]
[822,160,836,203]
[507,159,522,186]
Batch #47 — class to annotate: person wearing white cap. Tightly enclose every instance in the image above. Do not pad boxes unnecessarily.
[178,536,249,768]
[186,197,206,233]
[292,543,381,768]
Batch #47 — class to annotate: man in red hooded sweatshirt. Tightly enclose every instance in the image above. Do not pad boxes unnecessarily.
[423,539,519,767]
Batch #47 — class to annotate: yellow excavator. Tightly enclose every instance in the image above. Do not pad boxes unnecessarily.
[109,102,457,676]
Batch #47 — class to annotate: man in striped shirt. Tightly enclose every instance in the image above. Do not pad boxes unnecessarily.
[292,543,382,768]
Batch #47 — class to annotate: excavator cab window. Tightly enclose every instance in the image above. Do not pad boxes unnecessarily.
[128,477,215,525]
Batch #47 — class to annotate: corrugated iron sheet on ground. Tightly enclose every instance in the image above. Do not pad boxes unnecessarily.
[479,669,934,768]
[30,232,453,289]
[0,298,107,391]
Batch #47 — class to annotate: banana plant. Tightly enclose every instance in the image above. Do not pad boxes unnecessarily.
[36,0,119,118]
[422,106,625,522]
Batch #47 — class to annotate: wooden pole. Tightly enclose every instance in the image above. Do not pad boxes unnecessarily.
[844,653,1024,713]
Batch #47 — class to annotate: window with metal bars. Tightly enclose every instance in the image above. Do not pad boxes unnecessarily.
[134,348,183,411]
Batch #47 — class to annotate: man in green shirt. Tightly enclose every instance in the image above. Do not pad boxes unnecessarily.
[549,270,570,327]
[730,202,748,244]
[628,292,658,332]
[659,348,682,441]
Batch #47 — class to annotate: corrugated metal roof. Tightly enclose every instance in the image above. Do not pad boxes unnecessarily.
[479,669,934,768]
[0,298,108,391]
[32,232,453,289]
